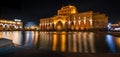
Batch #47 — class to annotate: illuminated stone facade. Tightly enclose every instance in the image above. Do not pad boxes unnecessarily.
[39,5,108,31]
[0,19,23,30]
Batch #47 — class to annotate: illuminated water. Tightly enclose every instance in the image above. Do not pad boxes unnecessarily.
[0,31,120,53]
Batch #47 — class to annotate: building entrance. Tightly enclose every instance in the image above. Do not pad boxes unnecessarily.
[56,21,63,31]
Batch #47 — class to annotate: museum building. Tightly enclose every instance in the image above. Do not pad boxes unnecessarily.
[39,5,108,31]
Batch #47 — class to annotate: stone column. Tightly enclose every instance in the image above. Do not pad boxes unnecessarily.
[89,19,93,29]
[84,16,86,29]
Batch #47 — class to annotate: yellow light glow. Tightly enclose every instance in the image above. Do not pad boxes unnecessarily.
[0,31,2,38]
[115,38,120,48]
[72,9,76,14]
[34,31,38,46]
[61,34,66,52]
[52,34,57,51]
[80,20,84,30]
[57,25,61,30]
[72,35,77,52]
[75,22,79,30]
[31,26,35,29]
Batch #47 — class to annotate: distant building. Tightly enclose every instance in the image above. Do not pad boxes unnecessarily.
[39,5,108,31]
[0,19,23,30]
[25,22,37,30]
[109,22,120,31]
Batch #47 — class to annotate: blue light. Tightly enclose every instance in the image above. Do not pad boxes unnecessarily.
[106,34,116,53]
[25,22,36,27]
[108,23,111,29]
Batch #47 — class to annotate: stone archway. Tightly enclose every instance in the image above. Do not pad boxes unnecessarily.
[3,24,9,28]
[56,21,63,31]
[80,20,84,30]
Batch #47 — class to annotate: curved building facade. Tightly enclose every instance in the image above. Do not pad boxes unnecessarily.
[0,19,23,30]
[39,5,108,31]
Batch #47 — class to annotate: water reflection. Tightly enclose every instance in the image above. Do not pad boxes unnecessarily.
[53,34,57,51]
[83,32,88,53]
[0,31,22,45]
[34,31,38,47]
[115,37,120,48]
[39,32,96,53]
[89,32,96,53]
[52,32,66,51]
[106,34,116,53]
[24,31,35,47]
[13,31,22,45]
[68,32,72,52]
[39,32,52,50]
[0,31,119,53]
[78,32,82,53]
[115,37,120,52]
[72,32,77,52]
[61,33,66,52]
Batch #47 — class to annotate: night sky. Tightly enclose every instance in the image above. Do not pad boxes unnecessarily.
[0,0,120,24]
